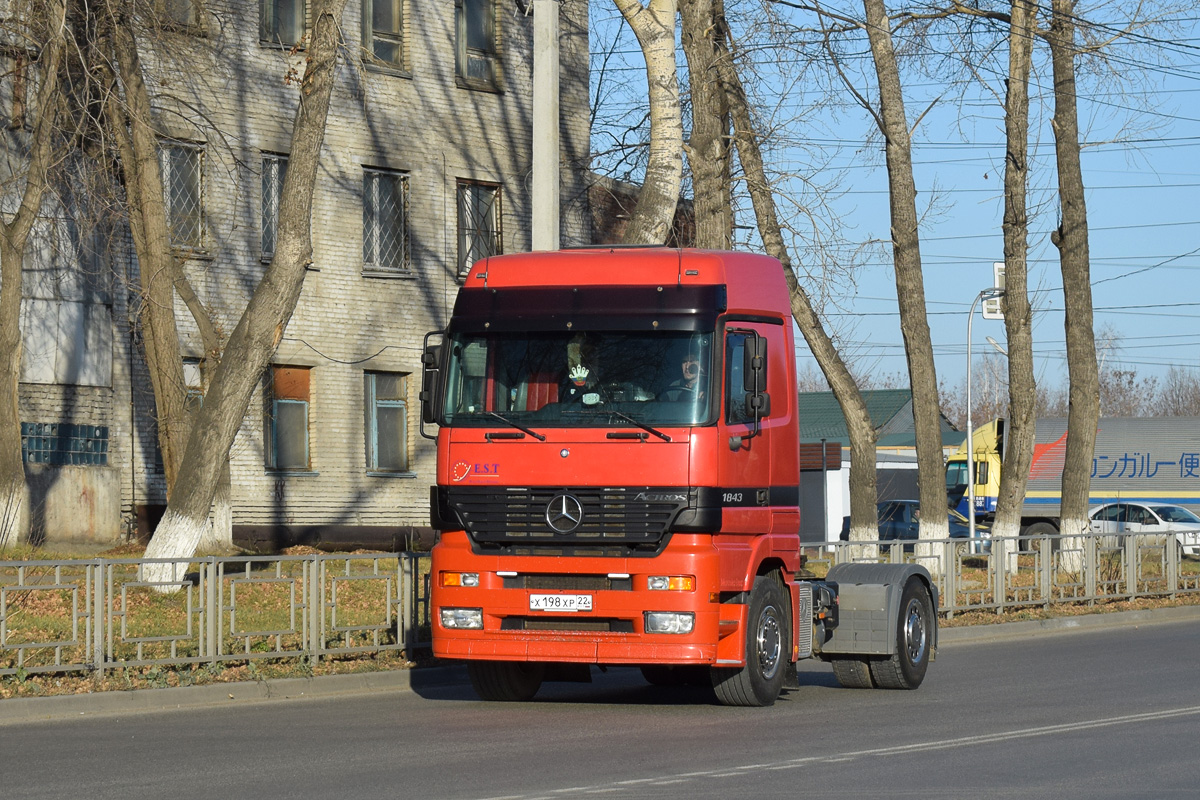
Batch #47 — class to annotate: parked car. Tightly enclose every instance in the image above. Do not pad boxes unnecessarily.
[840,500,992,554]
[1088,502,1200,557]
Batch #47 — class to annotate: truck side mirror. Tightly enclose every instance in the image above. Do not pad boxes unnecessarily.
[419,332,445,438]
[743,335,767,392]
[740,333,769,444]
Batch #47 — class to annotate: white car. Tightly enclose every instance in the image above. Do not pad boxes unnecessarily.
[1088,502,1200,556]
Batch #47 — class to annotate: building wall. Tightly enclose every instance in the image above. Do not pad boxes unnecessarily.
[15,0,590,546]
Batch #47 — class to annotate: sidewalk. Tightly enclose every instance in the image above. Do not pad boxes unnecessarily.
[4,603,1199,726]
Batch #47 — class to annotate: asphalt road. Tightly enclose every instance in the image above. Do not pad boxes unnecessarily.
[5,617,1199,800]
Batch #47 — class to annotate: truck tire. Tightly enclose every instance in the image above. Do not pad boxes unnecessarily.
[869,578,933,690]
[831,658,874,689]
[711,574,790,707]
[467,661,545,701]
[1022,521,1058,552]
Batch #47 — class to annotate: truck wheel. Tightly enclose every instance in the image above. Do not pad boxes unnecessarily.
[1022,521,1058,553]
[831,658,874,689]
[467,661,545,701]
[640,665,709,686]
[711,574,790,707]
[869,578,933,690]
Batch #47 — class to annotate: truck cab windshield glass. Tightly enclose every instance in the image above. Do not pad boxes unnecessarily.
[443,331,713,426]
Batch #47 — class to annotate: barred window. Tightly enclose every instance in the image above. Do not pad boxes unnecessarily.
[456,0,497,88]
[363,168,410,275]
[160,141,204,250]
[261,0,305,46]
[365,372,409,473]
[267,366,311,471]
[261,154,288,259]
[457,181,501,277]
[365,0,404,68]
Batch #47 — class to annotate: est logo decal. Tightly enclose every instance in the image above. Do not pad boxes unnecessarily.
[452,461,501,482]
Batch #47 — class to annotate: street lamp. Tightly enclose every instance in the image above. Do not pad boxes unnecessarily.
[966,288,1005,544]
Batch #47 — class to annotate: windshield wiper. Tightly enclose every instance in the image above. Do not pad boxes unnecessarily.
[607,410,671,442]
[487,412,546,441]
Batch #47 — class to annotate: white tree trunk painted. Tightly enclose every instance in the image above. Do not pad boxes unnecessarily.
[140,509,209,585]
[0,480,28,549]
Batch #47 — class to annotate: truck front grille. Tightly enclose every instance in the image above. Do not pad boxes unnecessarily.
[442,486,692,555]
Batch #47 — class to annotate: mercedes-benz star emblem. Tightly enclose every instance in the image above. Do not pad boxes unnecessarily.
[546,493,584,534]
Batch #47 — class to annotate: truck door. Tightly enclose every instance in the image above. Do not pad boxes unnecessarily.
[716,323,780,535]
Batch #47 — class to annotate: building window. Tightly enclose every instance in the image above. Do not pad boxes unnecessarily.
[261,154,288,259]
[21,423,109,466]
[457,181,501,277]
[159,0,202,27]
[267,366,311,471]
[365,372,409,473]
[364,0,404,69]
[160,141,204,250]
[456,0,497,88]
[261,0,305,46]
[363,168,410,275]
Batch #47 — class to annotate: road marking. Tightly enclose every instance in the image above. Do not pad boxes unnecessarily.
[471,705,1200,800]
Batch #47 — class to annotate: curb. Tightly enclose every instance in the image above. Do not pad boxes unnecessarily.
[938,603,1200,644]
[5,605,1198,724]
[1,665,467,727]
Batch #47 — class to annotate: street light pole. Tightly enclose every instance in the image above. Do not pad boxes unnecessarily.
[966,288,1005,544]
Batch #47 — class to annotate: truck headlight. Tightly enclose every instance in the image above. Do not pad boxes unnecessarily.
[441,572,479,587]
[440,608,483,629]
[645,612,695,634]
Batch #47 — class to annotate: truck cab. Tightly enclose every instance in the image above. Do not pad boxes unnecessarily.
[423,247,936,705]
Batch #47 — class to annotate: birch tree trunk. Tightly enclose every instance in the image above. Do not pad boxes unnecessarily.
[714,37,879,556]
[141,0,349,583]
[861,0,948,563]
[1048,0,1099,569]
[992,0,1038,574]
[613,0,683,244]
[0,0,66,548]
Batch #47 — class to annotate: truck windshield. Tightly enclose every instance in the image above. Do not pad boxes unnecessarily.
[442,331,714,427]
[945,461,967,491]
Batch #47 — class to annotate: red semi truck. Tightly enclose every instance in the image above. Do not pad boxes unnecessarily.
[421,247,937,705]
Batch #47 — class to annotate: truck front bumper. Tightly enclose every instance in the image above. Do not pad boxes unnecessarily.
[431,531,727,665]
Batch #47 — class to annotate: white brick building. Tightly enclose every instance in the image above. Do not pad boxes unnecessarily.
[15,0,591,549]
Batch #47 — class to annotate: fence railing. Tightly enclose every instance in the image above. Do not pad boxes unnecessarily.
[816,532,1200,617]
[3,534,1197,679]
[0,553,431,679]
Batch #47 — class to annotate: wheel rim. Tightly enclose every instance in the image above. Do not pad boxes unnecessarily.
[756,603,782,679]
[903,598,928,664]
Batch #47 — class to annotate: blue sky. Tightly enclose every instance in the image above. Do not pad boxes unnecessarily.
[588,2,1200,392]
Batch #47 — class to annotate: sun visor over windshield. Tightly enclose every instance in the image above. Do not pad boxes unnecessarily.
[449,285,727,333]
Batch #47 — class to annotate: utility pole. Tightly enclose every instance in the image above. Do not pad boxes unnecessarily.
[531,0,560,251]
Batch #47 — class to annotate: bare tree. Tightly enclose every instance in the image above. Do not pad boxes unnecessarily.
[1155,367,1200,417]
[858,0,948,548]
[0,0,67,547]
[96,0,350,582]
[1047,0,1099,542]
[613,0,683,244]
[991,0,1038,570]
[679,0,732,248]
[711,20,880,549]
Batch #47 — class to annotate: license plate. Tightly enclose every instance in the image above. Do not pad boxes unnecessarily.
[529,593,593,612]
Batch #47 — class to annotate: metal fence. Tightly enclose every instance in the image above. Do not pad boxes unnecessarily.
[817,532,1200,617]
[0,553,431,679]
[3,534,1198,679]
